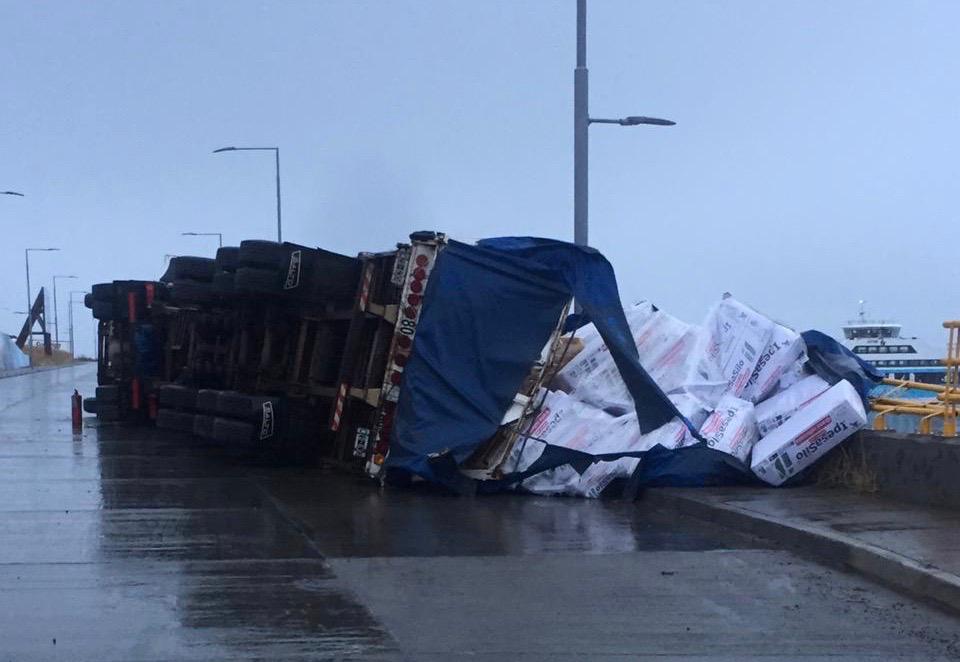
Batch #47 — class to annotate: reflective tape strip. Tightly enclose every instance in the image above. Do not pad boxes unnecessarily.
[331,382,348,431]
[359,265,373,311]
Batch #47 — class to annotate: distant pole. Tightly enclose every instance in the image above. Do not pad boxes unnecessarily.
[274,149,282,243]
[181,232,223,247]
[24,250,31,328]
[52,275,77,347]
[68,290,88,359]
[572,0,674,249]
[213,146,282,242]
[24,248,60,362]
[573,0,589,247]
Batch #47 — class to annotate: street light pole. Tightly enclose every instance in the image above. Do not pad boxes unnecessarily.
[574,0,589,248]
[181,232,223,247]
[213,146,282,242]
[68,290,88,359]
[25,248,59,324]
[24,248,59,364]
[52,275,77,347]
[573,0,675,248]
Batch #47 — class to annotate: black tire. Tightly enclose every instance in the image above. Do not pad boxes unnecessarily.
[212,417,256,445]
[193,414,216,439]
[215,246,240,272]
[96,385,120,403]
[212,270,235,296]
[83,397,98,414]
[158,384,198,411]
[97,404,121,421]
[83,293,94,309]
[239,240,285,269]
[170,280,214,305]
[195,389,221,414]
[216,392,281,426]
[234,267,280,294]
[92,300,115,321]
[92,282,114,301]
[169,256,216,282]
[156,408,195,433]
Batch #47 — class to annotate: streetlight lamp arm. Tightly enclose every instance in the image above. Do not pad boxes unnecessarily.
[589,116,676,126]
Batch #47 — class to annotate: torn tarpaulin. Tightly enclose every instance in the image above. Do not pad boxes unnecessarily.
[386,238,685,486]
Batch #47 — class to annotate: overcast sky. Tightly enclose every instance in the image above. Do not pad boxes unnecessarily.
[2,0,958,355]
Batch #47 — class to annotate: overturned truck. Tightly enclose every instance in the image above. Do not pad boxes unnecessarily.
[85,234,879,495]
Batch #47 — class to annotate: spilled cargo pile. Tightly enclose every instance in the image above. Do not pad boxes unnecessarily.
[83,232,876,498]
[502,294,869,496]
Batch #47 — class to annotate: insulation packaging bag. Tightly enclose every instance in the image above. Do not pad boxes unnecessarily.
[635,312,702,394]
[777,359,810,391]
[751,380,867,486]
[754,374,830,437]
[742,324,806,403]
[523,390,618,452]
[697,295,775,398]
[698,395,759,463]
[669,391,711,429]
[553,303,657,413]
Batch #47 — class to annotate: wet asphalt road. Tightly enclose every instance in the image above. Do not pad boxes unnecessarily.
[2,364,959,661]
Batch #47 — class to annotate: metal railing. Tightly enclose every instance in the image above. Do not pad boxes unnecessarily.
[870,320,959,436]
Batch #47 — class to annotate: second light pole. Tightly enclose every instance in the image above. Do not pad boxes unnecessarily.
[68,290,89,359]
[52,274,77,347]
[574,0,675,247]
[213,146,282,242]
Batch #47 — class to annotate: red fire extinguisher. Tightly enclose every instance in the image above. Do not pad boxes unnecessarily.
[71,390,83,431]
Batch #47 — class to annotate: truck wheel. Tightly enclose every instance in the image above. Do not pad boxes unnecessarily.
[95,385,120,403]
[239,240,284,269]
[193,414,216,439]
[92,282,115,301]
[83,397,98,414]
[156,408,195,433]
[234,267,280,294]
[92,301,115,321]
[158,384,198,411]
[212,270,235,295]
[97,404,121,421]
[215,392,280,420]
[169,256,216,282]
[170,280,214,305]
[215,246,240,272]
[195,389,222,414]
[212,417,256,445]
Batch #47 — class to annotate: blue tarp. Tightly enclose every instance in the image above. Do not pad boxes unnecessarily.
[387,237,881,493]
[387,238,684,485]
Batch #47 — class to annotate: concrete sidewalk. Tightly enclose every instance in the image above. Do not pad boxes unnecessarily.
[644,485,960,614]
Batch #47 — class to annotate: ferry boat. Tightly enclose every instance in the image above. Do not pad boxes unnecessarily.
[841,304,946,385]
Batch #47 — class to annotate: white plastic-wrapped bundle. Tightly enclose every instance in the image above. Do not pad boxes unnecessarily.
[508,393,689,498]
[742,324,806,403]
[635,313,702,395]
[523,390,619,452]
[697,295,775,399]
[755,374,831,437]
[778,359,811,391]
[751,380,867,486]
[698,394,759,463]
[669,391,711,429]
[552,303,656,414]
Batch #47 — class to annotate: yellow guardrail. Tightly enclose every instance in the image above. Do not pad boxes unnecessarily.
[869,320,959,436]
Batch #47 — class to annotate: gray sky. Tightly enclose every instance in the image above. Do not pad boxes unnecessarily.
[2,0,958,355]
